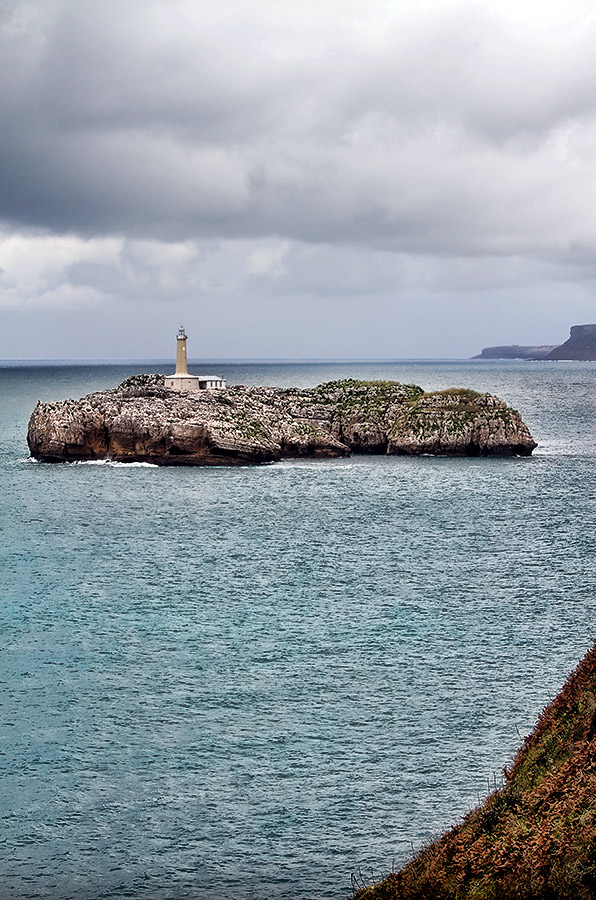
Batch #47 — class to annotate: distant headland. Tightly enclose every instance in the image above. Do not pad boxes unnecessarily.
[473,324,596,360]
[544,323,596,360]
[473,344,556,360]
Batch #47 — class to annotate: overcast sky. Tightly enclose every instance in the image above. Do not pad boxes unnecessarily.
[1,0,595,359]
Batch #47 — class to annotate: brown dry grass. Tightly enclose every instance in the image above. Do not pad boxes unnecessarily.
[354,643,596,900]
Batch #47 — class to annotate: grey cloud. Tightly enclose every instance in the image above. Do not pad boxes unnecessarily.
[2,0,596,363]
[2,0,596,264]
[66,259,128,295]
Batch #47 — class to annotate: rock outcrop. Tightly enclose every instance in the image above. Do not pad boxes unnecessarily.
[354,642,596,900]
[27,377,537,465]
[545,324,596,360]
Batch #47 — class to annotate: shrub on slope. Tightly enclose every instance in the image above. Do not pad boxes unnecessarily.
[354,643,596,900]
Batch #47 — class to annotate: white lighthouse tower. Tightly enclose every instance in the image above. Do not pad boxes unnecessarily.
[164,326,200,392]
[175,325,190,376]
[164,326,227,392]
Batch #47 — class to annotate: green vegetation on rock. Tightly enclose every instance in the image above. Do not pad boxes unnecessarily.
[28,377,537,465]
[118,373,166,390]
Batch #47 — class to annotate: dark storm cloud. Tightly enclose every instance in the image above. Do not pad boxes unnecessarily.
[2,0,596,260]
[2,0,596,361]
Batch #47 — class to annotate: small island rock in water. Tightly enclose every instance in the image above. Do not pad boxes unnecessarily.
[27,377,537,465]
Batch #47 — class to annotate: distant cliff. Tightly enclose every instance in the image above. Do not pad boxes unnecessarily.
[354,642,596,900]
[545,324,596,360]
[473,345,556,360]
[474,325,596,361]
[27,377,537,465]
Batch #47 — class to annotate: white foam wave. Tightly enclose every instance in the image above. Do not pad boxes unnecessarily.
[274,460,360,470]
[67,459,159,467]
[23,455,160,467]
[533,440,593,457]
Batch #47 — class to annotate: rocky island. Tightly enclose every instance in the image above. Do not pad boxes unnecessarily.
[27,376,537,465]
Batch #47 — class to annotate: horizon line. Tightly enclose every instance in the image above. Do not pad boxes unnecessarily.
[0,355,490,364]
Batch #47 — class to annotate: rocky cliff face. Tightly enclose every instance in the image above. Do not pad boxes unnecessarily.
[545,324,596,360]
[355,642,596,900]
[27,377,537,465]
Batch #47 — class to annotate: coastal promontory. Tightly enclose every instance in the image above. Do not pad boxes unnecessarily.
[27,376,537,465]
[354,641,596,899]
[473,324,596,361]
[545,324,596,360]
[472,344,556,360]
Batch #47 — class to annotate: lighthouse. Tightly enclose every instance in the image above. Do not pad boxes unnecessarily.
[175,325,189,375]
[164,327,227,392]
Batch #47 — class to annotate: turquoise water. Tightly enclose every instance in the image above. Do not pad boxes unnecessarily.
[1,360,595,899]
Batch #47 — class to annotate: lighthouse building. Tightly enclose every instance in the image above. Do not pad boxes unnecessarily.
[164,327,227,392]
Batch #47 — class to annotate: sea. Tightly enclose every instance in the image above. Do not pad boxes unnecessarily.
[1,359,595,900]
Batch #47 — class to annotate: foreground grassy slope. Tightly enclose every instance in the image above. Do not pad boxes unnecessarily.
[355,643,596,900]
